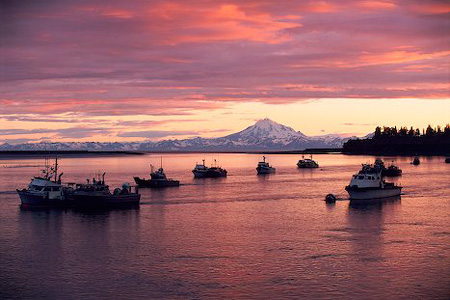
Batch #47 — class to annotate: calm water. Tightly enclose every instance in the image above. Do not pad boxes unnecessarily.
[0,154,449,299]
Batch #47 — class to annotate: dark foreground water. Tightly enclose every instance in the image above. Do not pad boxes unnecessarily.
[0,154,449,299]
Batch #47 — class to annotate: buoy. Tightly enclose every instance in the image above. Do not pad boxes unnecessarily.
[325,194,337,202]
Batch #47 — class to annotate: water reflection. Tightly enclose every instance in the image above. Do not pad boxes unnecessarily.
[349,196,401,210]
[347,196,401,263]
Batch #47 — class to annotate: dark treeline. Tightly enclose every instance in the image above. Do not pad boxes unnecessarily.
[343,124,450,155]
[374,124,450,138]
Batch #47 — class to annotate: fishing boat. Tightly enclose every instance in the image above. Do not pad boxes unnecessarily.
[374,158,387,173]
[192,159,227,178]
[411,156,420,165]
[384,163,402,177]
[17,155,70,207]
[297,155,319,168]
[345,163,402,200]
[71,173,140,207]
[256,156,275,174]
[134,163,180,188]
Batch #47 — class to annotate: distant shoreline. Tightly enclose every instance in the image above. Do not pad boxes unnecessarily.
[0,148,447,158]
[0,148,342,157]
[0,150,145,159]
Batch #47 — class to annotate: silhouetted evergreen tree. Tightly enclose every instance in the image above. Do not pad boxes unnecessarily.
[426,125,434,136]
[374,126,381,138]
[415,128,421,136]
[399,127,408,136]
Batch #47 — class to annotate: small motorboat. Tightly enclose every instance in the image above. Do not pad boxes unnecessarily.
[411,156,420,165]
[297,155,319,168]
[256,156,275,174]
[445,157,450,163]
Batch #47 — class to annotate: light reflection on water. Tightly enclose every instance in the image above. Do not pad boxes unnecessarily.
[0,154,449,299]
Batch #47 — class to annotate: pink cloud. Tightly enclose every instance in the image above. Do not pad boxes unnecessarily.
[0,0,448,140]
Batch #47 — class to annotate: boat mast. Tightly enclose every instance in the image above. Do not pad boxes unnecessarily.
[54,153,58,183]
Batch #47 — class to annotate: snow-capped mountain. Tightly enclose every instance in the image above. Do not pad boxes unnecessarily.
[0,119,362,151]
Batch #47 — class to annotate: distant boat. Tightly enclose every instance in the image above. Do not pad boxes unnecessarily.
[445,157,450,163]
[192,159,227,178]
[376,158,402,177]
[345,164,402,200]
[256,156,275,174]
[384,163,402,177]
[134,159,180,188]
[374,158,387,173]
[297,155,319,168]
[411,156,420,165]
[17,155,70,207]
[71,173,140,208]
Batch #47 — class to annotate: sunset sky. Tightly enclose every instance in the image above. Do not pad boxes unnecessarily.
[1,0,449,143]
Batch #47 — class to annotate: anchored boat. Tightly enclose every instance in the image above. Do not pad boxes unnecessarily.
[17,155,70,207]
[297,155,319,168]
[256,156,275,174]
[134,161,180,188]
[375,158,402,177]
[192,159,227,178]
[384,163,402,177]
[71,173,140,208]
[345,163,402,200]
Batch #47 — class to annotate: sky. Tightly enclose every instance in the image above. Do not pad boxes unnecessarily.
[0,0,449,143]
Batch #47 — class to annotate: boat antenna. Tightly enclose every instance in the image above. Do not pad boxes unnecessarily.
[160,156,163,169]
[54,152,58,183]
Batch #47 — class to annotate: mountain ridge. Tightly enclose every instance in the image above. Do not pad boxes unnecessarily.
[0,119,366,151]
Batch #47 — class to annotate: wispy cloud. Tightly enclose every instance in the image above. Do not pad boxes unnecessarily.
[0,0,448,141]
[117,130,200,138]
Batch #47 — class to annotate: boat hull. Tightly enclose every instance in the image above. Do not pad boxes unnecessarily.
[134,177,180,188]
[72,194,141,208]
[345,186,402,200]
[193,170,227,178]
[256,167,275,174]
[17,190,69,207]
[383,169,402,177]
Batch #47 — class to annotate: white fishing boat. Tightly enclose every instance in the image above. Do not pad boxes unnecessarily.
[256,156,275,174]
[345,164,402,200]
[17,156,68,207]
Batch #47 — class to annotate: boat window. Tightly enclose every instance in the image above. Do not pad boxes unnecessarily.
[358,176,364,179]
[43,187,51,191]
